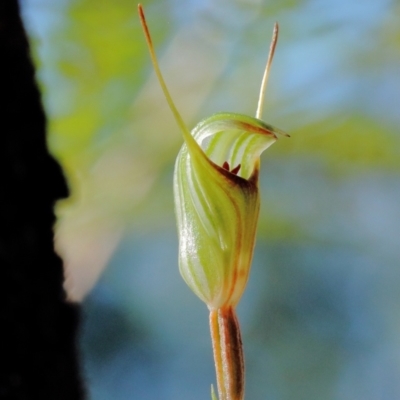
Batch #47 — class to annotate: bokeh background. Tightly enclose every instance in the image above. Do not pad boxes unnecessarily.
[22,0,400,399]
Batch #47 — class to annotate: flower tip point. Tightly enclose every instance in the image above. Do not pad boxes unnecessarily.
[274,127,290,138]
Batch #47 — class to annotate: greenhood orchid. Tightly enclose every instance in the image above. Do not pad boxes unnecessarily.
[139,5,288,400]
[174,112,287,309]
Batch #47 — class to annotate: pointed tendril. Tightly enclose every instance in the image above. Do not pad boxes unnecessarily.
[138,4,193,143]
[255,22,279,120]
[230,164,241,175]
[222,161,241,175]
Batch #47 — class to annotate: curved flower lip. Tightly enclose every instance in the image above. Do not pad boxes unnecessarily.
[187,112,289,182]
[193,112,290,142]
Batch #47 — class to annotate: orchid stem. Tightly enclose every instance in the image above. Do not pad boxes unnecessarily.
[210,307,244,400]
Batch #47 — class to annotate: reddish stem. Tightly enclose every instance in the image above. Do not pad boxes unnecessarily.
[209,307,244,400]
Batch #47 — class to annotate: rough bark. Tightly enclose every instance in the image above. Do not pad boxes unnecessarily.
[0,1,85,399]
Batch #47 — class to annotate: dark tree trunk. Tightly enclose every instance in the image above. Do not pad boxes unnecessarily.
[0,1,85,399]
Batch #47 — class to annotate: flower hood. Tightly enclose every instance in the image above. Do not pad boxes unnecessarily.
[174,112,286,309]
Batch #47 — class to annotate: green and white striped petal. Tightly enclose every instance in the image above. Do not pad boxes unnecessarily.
[174,112,286,309]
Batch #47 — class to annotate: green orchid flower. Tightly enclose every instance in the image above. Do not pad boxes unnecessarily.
[174,112,286,309]
[139,5,288,400]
